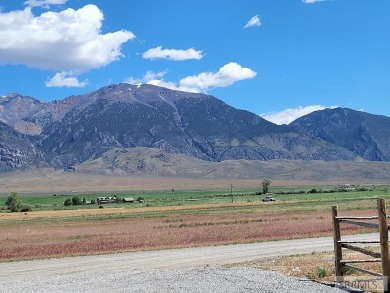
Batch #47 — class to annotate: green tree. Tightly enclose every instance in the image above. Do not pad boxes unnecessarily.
[6,192,21,212]
[72,196,81,206]
[64,198,72,206]
[262,179,272,194]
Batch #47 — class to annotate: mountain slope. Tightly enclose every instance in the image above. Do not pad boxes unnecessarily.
[0,84,374,172]
[291,108,390,161]
[77,147,390,181]
[34,84,359,167]
[0,121,43,171]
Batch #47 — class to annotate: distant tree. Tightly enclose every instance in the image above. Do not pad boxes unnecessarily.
[72,196,81,206]
[64,199,72,206]
[82,197,86,205]
[6,192,21,212]
[136,196,145,203]
[262,179,272,194]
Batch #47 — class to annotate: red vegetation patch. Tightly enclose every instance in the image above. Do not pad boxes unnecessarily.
[0,208,374,262]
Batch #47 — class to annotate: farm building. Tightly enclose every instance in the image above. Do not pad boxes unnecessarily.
[122,197,135,203]
[97,196,117,204]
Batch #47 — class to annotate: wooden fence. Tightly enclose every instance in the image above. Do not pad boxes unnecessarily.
[332,198,390,292]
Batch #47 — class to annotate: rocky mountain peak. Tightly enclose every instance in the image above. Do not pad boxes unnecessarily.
[0,84,389,173]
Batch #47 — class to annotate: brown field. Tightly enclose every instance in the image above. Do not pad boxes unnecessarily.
[0,204,376,262]
[0,168,387,195]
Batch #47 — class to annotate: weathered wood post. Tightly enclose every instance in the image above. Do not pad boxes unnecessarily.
[378,198,390,293]
[332,205,344,283]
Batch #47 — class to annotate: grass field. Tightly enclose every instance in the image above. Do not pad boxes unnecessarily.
[1,184,389,212]
[1,184,389,263]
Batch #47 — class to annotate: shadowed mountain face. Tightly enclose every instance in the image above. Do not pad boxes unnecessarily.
[0,121,43,171]
[0,83,376,172]
[290,108,390,161]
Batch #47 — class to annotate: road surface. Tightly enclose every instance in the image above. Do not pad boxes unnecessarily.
[0,233,377,292]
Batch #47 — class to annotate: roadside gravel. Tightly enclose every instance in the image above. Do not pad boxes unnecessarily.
[0,266,348,293]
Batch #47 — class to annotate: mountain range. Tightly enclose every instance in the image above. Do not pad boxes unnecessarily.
[0,83,389,175]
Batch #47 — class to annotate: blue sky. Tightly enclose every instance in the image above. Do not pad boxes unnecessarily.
[0,0,389,124]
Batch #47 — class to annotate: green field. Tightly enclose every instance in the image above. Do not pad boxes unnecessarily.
[1,184,390,213]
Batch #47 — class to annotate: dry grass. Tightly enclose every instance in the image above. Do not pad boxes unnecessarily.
[0,206,371,262]
[236,248,384,292]
[0,168,386,195]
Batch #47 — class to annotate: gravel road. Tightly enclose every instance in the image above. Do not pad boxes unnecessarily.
[1,233,376,292]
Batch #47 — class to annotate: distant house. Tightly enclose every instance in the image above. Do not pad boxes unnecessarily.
[97,196,117,204]
[122,197,135,203]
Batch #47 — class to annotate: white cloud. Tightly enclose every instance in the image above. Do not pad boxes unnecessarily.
[260,105,337,125]
[46,72,88,87]
[142,46,203,61]
[24,0,68,8]
[303,0,326,3]
[244,15,261,28]
[147,79,179,90]
[0,5,135,72]
[124,70,179,90]
[124,70,168,85]
[125,62,257,93]
[179,62,257,92]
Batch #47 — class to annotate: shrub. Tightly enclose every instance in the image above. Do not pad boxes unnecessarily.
[90,199,96,205]
[99,205,104,209]
[316,266,328,278]
[136,196,145,202]
[356,187,368,192]
[20,205,32,212]
[306,272,315,279]
[343,266,355,275]
[64,198,72,206]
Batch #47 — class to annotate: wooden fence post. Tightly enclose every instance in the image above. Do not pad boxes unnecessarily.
[378,198,390,293]
[332,205,344,283]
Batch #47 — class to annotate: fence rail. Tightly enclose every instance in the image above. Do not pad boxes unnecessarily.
[332,198,390,292]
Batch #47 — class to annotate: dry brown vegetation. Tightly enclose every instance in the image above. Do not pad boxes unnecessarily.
[238,248,383,293]
[0,168,387,195]
[0,205,373,262]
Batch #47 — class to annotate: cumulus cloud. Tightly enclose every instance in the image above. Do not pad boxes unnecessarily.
[24,0,68,8]
[179,62,257,92]
[260,105,337,125]
[0,4,135,85]
[142,46,203,61]
[244,15,261,28]
[46,72,88,87]
[125,62,257,93]
[303,0,326,3]
[124,70,168,85]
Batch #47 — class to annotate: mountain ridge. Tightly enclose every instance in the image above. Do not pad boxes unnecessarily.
[291,107,390,161]
[0,83,387,173]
